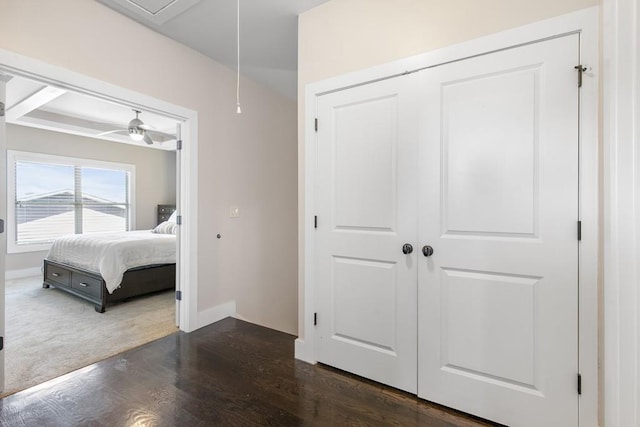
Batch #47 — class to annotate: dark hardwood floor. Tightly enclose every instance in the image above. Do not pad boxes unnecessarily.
[0,318,497,426]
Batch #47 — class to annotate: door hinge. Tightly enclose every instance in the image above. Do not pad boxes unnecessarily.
[574,65,587,88]
[0,336,3,351]
[0,219,4,234]
[314,216,318,229]
[176,215,182,225]
[176,139,183,151]
[314,312,318,326]
[577,220,582,241]
[0,101,4,117]
[314,118,318,132]
[175,290,182,301]
[577,373,582,395]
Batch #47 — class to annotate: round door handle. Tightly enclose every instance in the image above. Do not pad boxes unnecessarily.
[402,243,414,255]
[422,245,434,257]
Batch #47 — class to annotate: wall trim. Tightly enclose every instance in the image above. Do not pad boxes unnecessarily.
[197,300,237,330]
[0,49,200,333]
[0,76,8,393]
[602,0,639,425]
[294,338,315,364]
[299,7,599,427]
[5,267,41,281]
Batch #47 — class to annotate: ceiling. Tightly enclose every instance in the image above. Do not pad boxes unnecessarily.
[3,0,327,149]
[5,75,180,150]
[97,0,331,100]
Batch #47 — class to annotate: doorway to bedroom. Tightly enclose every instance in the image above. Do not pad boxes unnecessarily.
[0,60,198,396]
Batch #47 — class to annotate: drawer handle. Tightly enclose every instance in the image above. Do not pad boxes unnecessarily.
[79,282,89,287]
[52,273,60,277]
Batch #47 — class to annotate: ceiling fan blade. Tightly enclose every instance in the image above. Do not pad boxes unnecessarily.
[97,129,128,137]
[146,129,177,140]
[138,123,152,130]
[143,132,154,145]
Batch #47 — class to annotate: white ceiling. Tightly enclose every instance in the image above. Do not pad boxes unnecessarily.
[5,75,179,150]
[96,0,331,100]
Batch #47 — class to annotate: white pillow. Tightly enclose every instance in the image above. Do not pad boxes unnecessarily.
[152,220,177,235]
[168,211,177,223]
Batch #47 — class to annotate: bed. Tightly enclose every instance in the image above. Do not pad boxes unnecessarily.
[42,218,177,313]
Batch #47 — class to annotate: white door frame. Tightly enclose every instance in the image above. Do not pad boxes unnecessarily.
[297,7,598,426]
[602,0,640,426]
[0,74,11,391]
[0,49,199,333]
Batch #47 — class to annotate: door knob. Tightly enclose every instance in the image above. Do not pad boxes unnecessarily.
[422,245,434,257]
[402,243,413,254]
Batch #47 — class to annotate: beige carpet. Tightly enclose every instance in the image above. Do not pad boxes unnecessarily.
[4,276,178,396]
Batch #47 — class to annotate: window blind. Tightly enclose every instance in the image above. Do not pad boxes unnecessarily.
[14,160,131,245]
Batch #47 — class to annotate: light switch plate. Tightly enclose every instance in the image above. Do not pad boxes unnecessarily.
[229,206,240,218]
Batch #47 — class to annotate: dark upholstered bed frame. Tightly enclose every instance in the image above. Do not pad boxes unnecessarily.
[43,259,175,313]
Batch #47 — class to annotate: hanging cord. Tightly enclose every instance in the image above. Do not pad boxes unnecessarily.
[236,0,242,114]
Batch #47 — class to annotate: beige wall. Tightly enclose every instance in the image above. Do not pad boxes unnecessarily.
[299,0,598,85]
[5,124,176,272]
[297,0,598,337]
[0,0,298,335]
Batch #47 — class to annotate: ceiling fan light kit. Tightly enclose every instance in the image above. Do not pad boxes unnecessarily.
[128,109,150,142]
[128,127,145,141]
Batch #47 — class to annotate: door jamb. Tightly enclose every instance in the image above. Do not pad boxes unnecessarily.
[0,74,11,392]
[0,50,200,333]
[602,0,640,425]
[297,7,598,427]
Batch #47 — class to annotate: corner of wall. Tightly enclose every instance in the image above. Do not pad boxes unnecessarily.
[196,300,237,330]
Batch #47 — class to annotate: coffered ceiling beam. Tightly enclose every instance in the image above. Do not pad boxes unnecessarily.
[6,86,66,121]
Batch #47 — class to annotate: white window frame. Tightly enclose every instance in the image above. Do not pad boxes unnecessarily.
[7,150,136,254]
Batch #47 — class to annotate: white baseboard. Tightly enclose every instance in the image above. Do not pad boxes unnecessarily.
[196,300,236,330]
[5,267,42,280]
[294,338,316,364]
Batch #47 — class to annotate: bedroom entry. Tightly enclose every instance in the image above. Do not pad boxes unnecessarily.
[0,52,198,394]
[314,34,581,426]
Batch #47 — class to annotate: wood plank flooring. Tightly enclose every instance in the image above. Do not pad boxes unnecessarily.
[0,318,498,426]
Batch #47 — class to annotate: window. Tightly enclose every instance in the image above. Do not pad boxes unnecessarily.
[7,151,135,253]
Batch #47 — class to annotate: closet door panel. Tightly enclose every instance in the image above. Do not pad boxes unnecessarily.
[418,34,579,427]
[443,67,537,236]
[315,74,419,393]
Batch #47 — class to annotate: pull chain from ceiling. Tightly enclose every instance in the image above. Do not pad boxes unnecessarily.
[236,0,242,114]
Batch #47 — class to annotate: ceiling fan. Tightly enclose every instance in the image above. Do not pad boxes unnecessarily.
[98,109,173,145]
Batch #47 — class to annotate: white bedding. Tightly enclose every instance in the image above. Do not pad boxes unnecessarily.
[45,230,176,294]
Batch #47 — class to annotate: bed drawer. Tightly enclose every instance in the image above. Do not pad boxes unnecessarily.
[71,273,102,299]
[46,264,71,287]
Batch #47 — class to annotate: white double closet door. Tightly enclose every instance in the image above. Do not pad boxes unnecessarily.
[315,34,580,427]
